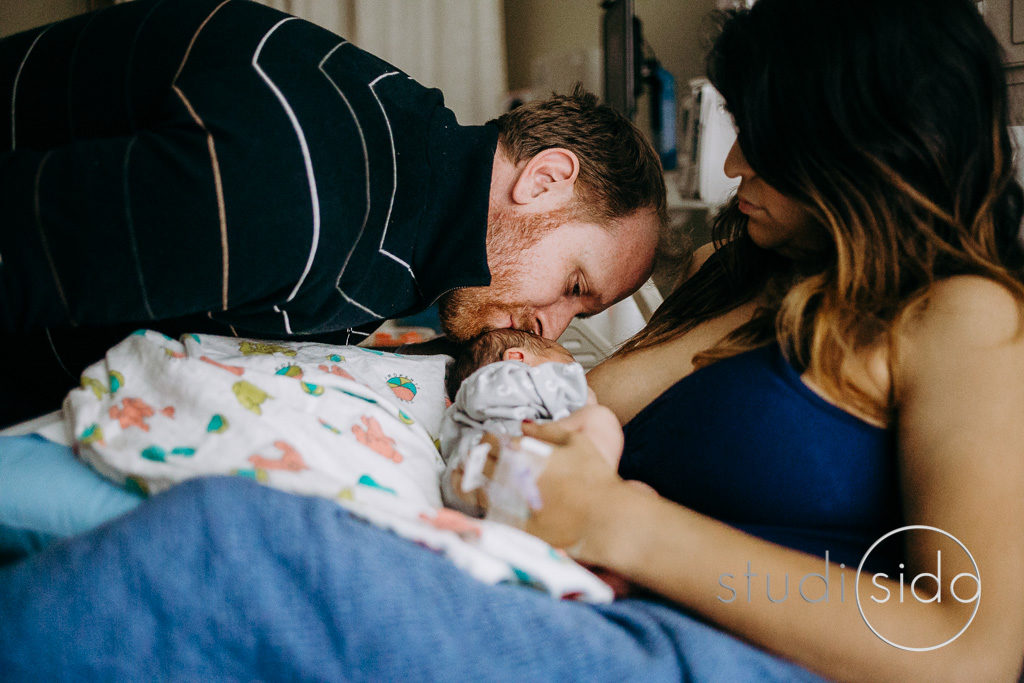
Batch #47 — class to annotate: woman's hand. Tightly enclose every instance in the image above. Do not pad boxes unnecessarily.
[519,412,628,563]
[539,404,625,467]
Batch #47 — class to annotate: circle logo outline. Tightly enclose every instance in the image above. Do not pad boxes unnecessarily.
[855,524,980,652]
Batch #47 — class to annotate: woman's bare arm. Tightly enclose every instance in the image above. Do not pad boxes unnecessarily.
[529,276,1024,681]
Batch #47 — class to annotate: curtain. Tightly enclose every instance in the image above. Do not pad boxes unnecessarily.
[258,0,354,38]
[260,0,507,124]
[350,0,506,124]
[113,0,508,124]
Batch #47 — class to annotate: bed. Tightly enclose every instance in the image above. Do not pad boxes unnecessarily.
[0,287,824,680]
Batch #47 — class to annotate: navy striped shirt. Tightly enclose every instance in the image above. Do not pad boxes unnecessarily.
[0,0,495,424]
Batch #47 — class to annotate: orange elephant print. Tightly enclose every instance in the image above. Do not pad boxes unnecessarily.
[109,397,155,431]
[248,440,308,472]
[318,364,355,381]
[419,508,482,539]
[352,415,403,463]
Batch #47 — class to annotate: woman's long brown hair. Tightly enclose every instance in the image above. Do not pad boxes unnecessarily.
[617,0,1024,423]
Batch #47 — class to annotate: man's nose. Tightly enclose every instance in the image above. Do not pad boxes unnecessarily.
[535,300,581,340]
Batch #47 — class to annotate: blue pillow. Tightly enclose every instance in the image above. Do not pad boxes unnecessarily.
[0,435,143,561]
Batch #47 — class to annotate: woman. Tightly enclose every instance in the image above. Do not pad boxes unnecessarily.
[1,0,1021,680]
[533,0,1024,678]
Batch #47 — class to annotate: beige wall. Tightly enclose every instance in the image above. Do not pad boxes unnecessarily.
[0,0,103,38]
[505,0,717,96]
[505,0,600,92]
[4,1,717,94]
[638,0,719,90]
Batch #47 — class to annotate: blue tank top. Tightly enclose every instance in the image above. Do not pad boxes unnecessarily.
[619,344,902,569]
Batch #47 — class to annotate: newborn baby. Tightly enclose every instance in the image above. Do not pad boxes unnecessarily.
[439,329,622,519]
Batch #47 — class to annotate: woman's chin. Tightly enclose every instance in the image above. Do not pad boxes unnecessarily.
[746,222,783,251]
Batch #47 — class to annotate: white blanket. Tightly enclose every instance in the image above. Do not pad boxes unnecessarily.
[64,330,612,602]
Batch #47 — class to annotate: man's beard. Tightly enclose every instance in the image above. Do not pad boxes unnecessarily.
[438,206,569,341]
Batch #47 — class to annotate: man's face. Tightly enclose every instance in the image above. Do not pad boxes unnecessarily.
[439,207,659,341]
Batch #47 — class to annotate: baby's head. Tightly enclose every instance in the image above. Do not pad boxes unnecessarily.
[446,329,575,399]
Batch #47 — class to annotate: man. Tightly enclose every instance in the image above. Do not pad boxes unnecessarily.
[0,0,665,426]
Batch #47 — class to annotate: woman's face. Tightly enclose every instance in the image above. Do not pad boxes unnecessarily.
[723,141,822,257]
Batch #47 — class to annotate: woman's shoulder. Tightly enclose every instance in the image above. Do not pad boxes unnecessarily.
[901,275,1023,345]
[894,275,1024,393]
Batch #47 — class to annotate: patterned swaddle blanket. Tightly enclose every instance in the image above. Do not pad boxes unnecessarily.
[64,330,612,603]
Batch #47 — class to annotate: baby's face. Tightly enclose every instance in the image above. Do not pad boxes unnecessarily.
[503,341,575,367]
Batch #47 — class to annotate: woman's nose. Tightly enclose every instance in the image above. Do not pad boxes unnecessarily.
[723,140,752,180]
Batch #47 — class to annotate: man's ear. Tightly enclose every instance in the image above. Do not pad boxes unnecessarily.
[510,148,580,209]
[502,348,526,362]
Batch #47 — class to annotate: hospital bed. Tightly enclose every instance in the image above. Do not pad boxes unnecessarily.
[0,274,829,679]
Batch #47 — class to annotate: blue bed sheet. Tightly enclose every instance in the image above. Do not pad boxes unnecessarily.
[0,435,142,558]
[0,440,823,681]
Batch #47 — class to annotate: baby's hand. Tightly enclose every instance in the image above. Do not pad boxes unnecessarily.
[446,436,501,516]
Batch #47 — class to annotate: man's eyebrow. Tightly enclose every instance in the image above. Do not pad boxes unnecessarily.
[573,268,607,316]
[567,267,586,291]
[579,267,617,310]
[577,266,591,295]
